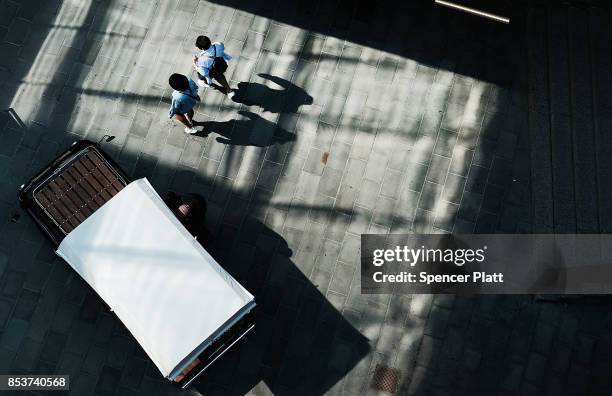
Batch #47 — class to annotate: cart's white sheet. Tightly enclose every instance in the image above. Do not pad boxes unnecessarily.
[56,178,253,377]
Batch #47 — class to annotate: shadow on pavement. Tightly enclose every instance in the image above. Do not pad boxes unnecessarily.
[231,73,313,115]
[194,110,296,147]
[185,214,370,395]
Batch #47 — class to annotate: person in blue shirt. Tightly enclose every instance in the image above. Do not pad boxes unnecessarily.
[193,35,234,98]
[168,73,199,134]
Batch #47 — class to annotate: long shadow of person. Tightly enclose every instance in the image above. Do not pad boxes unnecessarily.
[166,194,370,395]
[231,73,313,114]
[194,110,295,147]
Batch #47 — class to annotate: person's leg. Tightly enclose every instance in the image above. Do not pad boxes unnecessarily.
[214,74,232,94]
[196,72,210,88]
[185,109,194,124]
[174,113,192,128]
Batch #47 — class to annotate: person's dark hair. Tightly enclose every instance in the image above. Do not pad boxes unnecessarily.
[195,35,211,50]
[168,73,189,91]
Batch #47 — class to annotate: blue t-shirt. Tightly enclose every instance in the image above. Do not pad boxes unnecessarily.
[169,79,198,117]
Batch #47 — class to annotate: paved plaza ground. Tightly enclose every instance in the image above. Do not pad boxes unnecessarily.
[1,0,612,395]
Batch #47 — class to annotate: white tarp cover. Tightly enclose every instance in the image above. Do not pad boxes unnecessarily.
[56,178,253,378]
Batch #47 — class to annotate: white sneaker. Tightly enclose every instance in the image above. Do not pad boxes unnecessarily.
[184,127,197,134]
[197,80,207,88]
[227,91,235,99]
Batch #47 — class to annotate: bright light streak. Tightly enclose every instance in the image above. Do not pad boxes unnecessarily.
[434,0,510,24]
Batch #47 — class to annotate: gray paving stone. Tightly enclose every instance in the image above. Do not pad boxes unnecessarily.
[465,165,489,194]
[65,321,95,356]
[0,318,28,352]
[350,130,375,161]
[433,128,458,158]
[321,96,346,126]
[474,210,499,233]
[457,191,483,223]
[449,145,474,177]
[0,127,23,158]
[380,169,402,200]
[119,357,147,390]
[68,371,97,396]
[441,102,465,132]
[294,171,320,205]
[442,173,466,205]
[448,79,472,105]
[316,54,339,81]
[0,346,14,373]
[95,365,122,395]
[335,184,358,214]
[363,151,388,182]
[387,143,412,172]
[56,350,83,378]
[481,184,504,214]
[372,196,396,229]
[492,160,516,194]
[418,181,443,211]
[416,335,442,370]
[457,120,481,150]
[106,336,134,370]
[425,154,450,184]
[227,12,253,41]
[13,290,37,321]
[303,147,325,176]
[329,262,355,296]
[12,338,40,371]
[316,167,342,198]
[321,209,350,243]
[433,201,458,232]
[413,208,434,233]
[356,179,381,210]
[347,206,372,236]
[402,162,428,193]
[0,298,11,329]
[524,352,547,385]
[129,111,153,138]
[368,222,389,235]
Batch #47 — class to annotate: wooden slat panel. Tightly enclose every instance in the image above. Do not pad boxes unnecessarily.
[46,181,87,224]
[71,160,114,202]
[61,171,103,211]
[53,175,95,218]
[38,188,80,230]
[34,190,73,233]
[84,152,125,193]
[79,154,120,196]
[32,148,128,235]
[64,166,106,208]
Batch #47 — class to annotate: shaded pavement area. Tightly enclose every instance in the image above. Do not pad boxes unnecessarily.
[1,0,612,395]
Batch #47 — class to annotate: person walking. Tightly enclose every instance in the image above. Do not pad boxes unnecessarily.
[168,73,200,134]
[193,35,235,98]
